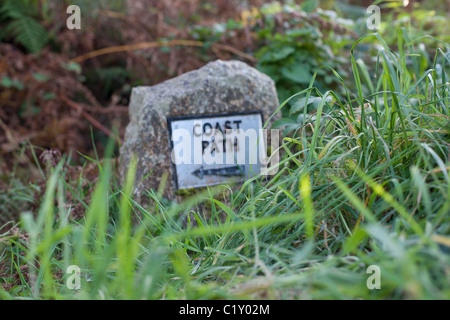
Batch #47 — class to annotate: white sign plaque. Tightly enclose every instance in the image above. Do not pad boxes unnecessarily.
[168,112,267,189]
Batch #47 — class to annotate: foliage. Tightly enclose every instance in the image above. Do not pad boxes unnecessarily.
[380,9,450,46]
[254,4,355,106]
[191,2,357,115]
[0,0,49,53]
[1,34,449,299]
[1,0,450,301]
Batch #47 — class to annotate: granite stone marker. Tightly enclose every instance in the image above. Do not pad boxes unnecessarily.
[119,59,280,201]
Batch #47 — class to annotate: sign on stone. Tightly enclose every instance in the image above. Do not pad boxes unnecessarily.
[119,60,280,201]
[168,112,266,189]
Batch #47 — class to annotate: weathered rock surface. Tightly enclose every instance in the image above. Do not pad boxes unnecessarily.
[119,59,280,201]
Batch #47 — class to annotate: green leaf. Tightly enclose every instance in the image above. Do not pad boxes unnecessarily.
[281,64,312,84]
[290,95,333,114]
[43,92,56,100]
[0,76,13,88]
[257,64,281,82]
[159,46,171,53]
[33,72,49,82]
[260,46,296,63]
[286,27,317,38]
[301,0,318,13]
[61,62,82,74]
[1,76,24,89]
[272,118,300,134]
[0,0,33,20]
[6,17,48,53]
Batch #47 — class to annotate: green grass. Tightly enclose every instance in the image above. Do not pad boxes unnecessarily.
[0,33,449,300]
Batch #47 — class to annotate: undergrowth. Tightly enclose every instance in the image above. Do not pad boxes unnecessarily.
[1,32,449,300]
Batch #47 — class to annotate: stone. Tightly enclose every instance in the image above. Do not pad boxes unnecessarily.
[119,59,280,202]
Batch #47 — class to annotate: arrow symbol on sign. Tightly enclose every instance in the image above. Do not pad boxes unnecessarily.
[192,166,244,179]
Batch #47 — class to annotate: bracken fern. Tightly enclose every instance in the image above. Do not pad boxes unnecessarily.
[0,0,48,53]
